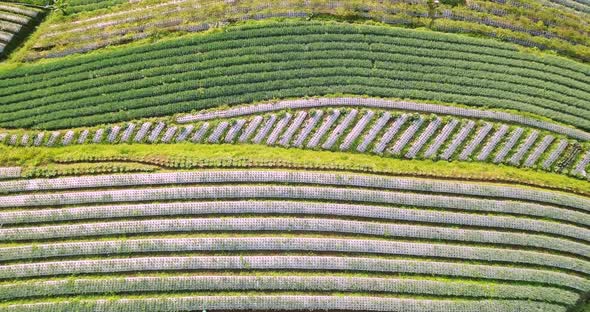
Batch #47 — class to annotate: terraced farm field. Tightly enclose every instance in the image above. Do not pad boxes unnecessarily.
[0,0,589,311]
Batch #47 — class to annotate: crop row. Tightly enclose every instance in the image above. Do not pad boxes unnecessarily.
[179,97,590,141]
[573,151,590,177]
[6,41,588,114]
[493,127,524,163]
[0,295,569,312]
[389,117,425,156]
[3,218,588,264]
[267,114,291,146]
[1,183,588,228]
[1,170,587,212]
[0,255,586,291]
[3,108,589,178]
[1,23,590,130]
[2,169,588,210]
[477,125,509,161]
[25,0,590,62]
[458,123,493,160]
[548,0,590,13]
[279,111,306,146]
[1,200,586,242]
[5,21,587,84]
[0,275,578,305]
[405,117,440,159]
[64,0,127,14]
[4,62,586,131]
[322,109,357,150]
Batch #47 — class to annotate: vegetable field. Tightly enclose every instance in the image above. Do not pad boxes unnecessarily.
[0,169,587,311]
[1,22,590,131]
[0,0,589,311]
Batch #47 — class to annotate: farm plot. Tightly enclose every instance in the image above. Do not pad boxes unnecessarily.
[0,169,588,311]
[1,22,590,131]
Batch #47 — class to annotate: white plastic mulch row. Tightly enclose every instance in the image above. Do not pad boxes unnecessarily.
[494,127,524,163]
[1,234,586,274]
[176,97,590,141]
[1,170,586,212]
[357,112,391,152]
[292,110,322,147]
[0,275,577,305]
[0,256,586,292]
[0,295,568,312]
[1,200,586,242]
[2,184,587,226]
[0,167,21,180]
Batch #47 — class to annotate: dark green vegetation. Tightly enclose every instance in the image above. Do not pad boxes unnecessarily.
[0,21,589,131]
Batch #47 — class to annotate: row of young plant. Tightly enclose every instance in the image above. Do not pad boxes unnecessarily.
[21,163,157,179]
[0,294,569,312]
[1,200,586,243]
[2,168,589,212]
[1,222,590,274]
[35,2,310,51]
[4,109,589,179]
[0,275,577,305]
[547,0,590,13]
[0,255,586,292]
[63,0,127,14]
[1,183,588,228]
[3,218,588,265]
[26,0,590,62]
[0,167,21,180]
[44,0,588,46]
[181,97,590,140]
[1,23,590,129]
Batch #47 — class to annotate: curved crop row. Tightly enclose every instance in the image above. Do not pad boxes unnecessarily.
[0,275,578,305]
[1,22,590,130]
[1,256,586,291]
[1,184,588,232]
[3,200,585,242]
[3,219,588,264]
[24,0,590,62]
[0,295,568,312]
[0,2,42,58]
[1,170,586,211]
[178,98,590,141]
